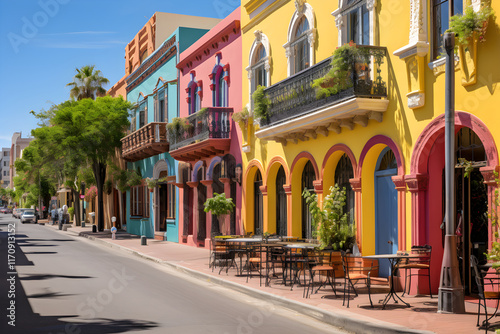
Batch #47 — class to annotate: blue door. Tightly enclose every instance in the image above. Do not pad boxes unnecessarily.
[375,149,398,278]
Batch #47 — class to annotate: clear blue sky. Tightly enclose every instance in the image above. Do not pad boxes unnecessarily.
[0,0,239,148]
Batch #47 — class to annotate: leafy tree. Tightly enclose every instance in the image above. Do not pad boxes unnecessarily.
[66,65,110,100]
[47,96,132,230]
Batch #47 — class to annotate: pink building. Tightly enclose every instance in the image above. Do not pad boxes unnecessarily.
[173,8,242,248]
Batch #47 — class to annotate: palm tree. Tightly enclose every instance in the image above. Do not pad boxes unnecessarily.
[67,65,110,100]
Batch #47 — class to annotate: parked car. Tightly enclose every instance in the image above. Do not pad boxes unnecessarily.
[13,208,28,219]
[0,207,12,214]
[20,209,36,223]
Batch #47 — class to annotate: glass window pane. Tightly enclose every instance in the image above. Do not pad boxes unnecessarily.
[362,5,369,45]
[348,10,359,44]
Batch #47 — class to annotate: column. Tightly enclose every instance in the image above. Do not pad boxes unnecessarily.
[480,166,499,250]
[350,177,362,253]
[201,179,213,245]
[283,185,293,237]
[392,175,407,251]
[405,173,428,246]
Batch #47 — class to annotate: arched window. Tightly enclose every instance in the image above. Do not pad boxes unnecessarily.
[195,86,201,112]
[253,45,267,90]
[247,31,271,105]
[284,3,315,76]
[332,0,375,46]
[293,16,310,73]
[276,166,287,236]
[301,161,315,239]
[217,72,228,107]
[254,170,263,235]
[334,154,354,221]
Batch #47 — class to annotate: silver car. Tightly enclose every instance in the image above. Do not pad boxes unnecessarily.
[21,210,36,223]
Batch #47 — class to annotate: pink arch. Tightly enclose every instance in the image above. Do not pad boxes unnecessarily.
[411,111,498,173]
[290,151,320,181]
[322,144,358,179]
[358,135,405,176]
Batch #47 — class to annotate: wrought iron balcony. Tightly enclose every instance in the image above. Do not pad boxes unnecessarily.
[168,107,233,162]
[121,122,169,162]
[256,45,389,143]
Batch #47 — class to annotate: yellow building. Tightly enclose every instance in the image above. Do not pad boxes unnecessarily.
[240,0,499,294]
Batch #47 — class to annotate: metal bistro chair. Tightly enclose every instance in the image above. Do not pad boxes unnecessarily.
[341,251,378,308]
[209,236,235,274]
[471,255,500,332]
[306,250,340,298]
[396,245,432,297]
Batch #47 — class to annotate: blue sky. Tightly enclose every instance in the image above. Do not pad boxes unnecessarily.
[0,0,239,148]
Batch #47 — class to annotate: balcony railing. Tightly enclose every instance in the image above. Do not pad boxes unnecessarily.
[121,122,168,162]
[260,45,388,128]
[169,107,232,152]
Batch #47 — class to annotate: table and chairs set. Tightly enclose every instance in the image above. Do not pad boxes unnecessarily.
[208,234,435,310]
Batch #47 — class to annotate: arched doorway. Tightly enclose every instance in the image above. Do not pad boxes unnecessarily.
[302,161,315,239]
[212,163,224,235]
[375,148,398,277]
[335,153,354,221]
[254,170,263,235]
[181,165,193,237]
[276,166,287,236]
[197,168,206,241]
[452,127,488,294]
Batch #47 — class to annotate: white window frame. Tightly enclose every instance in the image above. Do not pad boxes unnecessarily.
[283,1,316,76]
[332,0,376,47]
[246,30,271,110]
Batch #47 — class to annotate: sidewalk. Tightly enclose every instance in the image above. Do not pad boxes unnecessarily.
[39,221,484,334]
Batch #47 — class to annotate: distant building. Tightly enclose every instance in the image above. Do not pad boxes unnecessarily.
[0,147,10,188]
[9,132,32,188]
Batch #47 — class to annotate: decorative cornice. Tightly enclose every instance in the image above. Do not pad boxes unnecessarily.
[480,166,500,187]
[313,180,323,193]
[391,175,406,191]
[259,185,268,195]
[405,174,428,192]
[349,178,362,192]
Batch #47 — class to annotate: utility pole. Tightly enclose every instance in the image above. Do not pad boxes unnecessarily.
[438,32,465,314]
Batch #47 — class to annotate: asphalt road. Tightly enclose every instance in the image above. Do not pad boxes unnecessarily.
[0,214,350,334]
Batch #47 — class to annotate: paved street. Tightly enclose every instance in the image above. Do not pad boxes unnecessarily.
[0,215,350,334]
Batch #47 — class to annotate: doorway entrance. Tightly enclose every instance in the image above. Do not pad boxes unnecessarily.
[375,148,398,278]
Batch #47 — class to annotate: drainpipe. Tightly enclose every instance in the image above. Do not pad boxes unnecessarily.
[437,32,465,314]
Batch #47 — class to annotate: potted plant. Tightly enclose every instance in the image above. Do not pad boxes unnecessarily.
[145,177,158,192]
[68,206,75,222]
[447,5,494,85]
[302,184,356,251]
[204,192,235,235]
[232,106,252,127]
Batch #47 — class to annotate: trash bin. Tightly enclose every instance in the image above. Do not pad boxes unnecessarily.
[90,212,96,232]
[140,218,148,245]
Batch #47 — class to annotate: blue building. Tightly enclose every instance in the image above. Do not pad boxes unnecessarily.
[120,13,220,241]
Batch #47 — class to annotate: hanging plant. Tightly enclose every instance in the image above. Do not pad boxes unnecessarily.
[252,85,270,121]
[166,117,192,137]
[447,6,494,45]
[232,106,252,126]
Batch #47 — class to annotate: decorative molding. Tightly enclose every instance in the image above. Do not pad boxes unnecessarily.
[391,175,406,191]
[349,178,361,192]
[295,0,306,13]
[407,91,425,109]
[242,144,251,153]
[480,166,499,187]
[405,174,428,192]
[366,0,376,11]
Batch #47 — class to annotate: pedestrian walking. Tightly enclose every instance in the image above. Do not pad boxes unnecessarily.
[50,205,57,226]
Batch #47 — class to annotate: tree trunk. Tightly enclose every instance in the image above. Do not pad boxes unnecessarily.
[93,161,107,232]
[72,189,81,226]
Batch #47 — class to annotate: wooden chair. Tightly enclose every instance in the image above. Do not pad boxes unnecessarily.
[397,245,432,297]
[209,236,235,274]
[341,251,378,308]
[471,255,500,332]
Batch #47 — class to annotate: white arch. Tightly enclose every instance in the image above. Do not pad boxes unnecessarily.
[153,159,169,179]
[283,1,316,76]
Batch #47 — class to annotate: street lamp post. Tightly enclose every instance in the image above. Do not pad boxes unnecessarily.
[438,32,465,314]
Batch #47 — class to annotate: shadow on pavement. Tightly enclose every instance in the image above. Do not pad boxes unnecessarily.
[0,227,158,334]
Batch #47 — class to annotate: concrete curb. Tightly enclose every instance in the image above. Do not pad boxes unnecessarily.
[51,225,433,334]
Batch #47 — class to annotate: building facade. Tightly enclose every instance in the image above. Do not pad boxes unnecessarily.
[239,0,500,295]
[174,8,242,248]
[9,132,32,188]
[122,13,221,241]
[0,147,10,188]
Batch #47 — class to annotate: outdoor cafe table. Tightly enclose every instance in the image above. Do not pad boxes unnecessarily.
[282,244,319,288]
[224,238,281,286]
[362,253,419,309]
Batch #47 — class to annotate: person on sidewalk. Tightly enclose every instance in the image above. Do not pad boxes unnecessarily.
[59,205,68,230]
[50,205,58,226]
